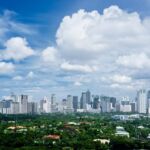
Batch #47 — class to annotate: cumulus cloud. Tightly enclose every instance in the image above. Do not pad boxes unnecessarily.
[2,5,150,97]
[116,53,150,69]
[13,75,23,80]
[56,5,150,63]
[110,74,132,84]
[0,62,15,74]
[0,37,35,61]
[60,62,97,73]
[110,83,134,90]
[42,46,59,63]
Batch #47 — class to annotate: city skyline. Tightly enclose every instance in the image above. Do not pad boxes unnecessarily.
[0,0,150,99]
[1,88,150,114]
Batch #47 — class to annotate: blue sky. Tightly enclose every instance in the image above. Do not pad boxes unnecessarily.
[0,0,150,101]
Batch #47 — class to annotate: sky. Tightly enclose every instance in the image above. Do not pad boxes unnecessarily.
[0,0,150,101]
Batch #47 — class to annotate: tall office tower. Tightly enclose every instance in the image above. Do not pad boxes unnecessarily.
[51,94,56,105]
[0,101,3,113]
[92,95,100,109]
[66,95,73,111]
[13,102,20,114]
[40,99,45,113]
[130,102,136,113]
[20,95,28,114]
[80,92,87,109]
[120,98,131,112]
[40,97,51,113]
[1,99,13,114]
[86,90,91,104]
[147,90,150,110]
[100,96,112,112]
[51,94,58,112]
[27,102,38,114]
[73,96,78,111]
[62,99,67,112]
[137,89,147,114]
[110,97,116,108]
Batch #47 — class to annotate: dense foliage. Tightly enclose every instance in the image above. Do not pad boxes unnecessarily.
[0,113,150,149]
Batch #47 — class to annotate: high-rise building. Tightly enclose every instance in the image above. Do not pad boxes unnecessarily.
[51,94,58,112]
[73,96,78,111]
[51,94,56,105]
[40,97,51,113]
[120,98,131,112]
[100,96,112,112]
[110,97,116,108]
[27,102,38,114]
[147,90,150,110]
[86,90,91,104]
[62,99,67,112]
[0,101,3,113]
[2,100,12,114]
[137,89,147,114]
[92,95,100,109]
[130,102,136,113]
[66,95,73,110]
[20,95,28,114]
[80,92,87,109]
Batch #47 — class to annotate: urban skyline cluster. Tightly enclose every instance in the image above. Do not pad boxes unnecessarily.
[0,89,150,115]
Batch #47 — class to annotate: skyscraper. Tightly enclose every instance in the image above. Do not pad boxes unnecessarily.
[51,94,57,112]
[92,95,100,109]
[80,92,87,109]
[137,89,147,114]
[86,90,91,104]
[73,96,78,111]
[66,95,73,110]
[40,97,51,113]
[20,95,28,114]
[110,97,116,108]
[147,90,150,110]
[27,102,38,114]
[100,96,112,112]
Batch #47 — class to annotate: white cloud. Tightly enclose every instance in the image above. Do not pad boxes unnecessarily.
[0,62,15,74]
[27,71,34,79]
[2,5,150,97]
[110,74,132,84]
[110,83,134,90]
[42,47,59,63]
[60,62,97,73]
[0,37,35,61]
[74,81,82,86]
[56,5,150,63]
[13,75,23,80]
[116,53,150,69]
[0,10,35,42]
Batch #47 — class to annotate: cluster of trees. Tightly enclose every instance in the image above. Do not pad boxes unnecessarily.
[0,113,150,149]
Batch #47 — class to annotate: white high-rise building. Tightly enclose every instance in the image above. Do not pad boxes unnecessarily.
[119,98,131,113]
[66,95,73,110]
[40,97,51,113]
[20,95,28,114]
[51,94,58,112]
[137,89,147,114]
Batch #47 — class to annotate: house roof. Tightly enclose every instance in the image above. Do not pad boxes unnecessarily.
[43,134,60,140]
